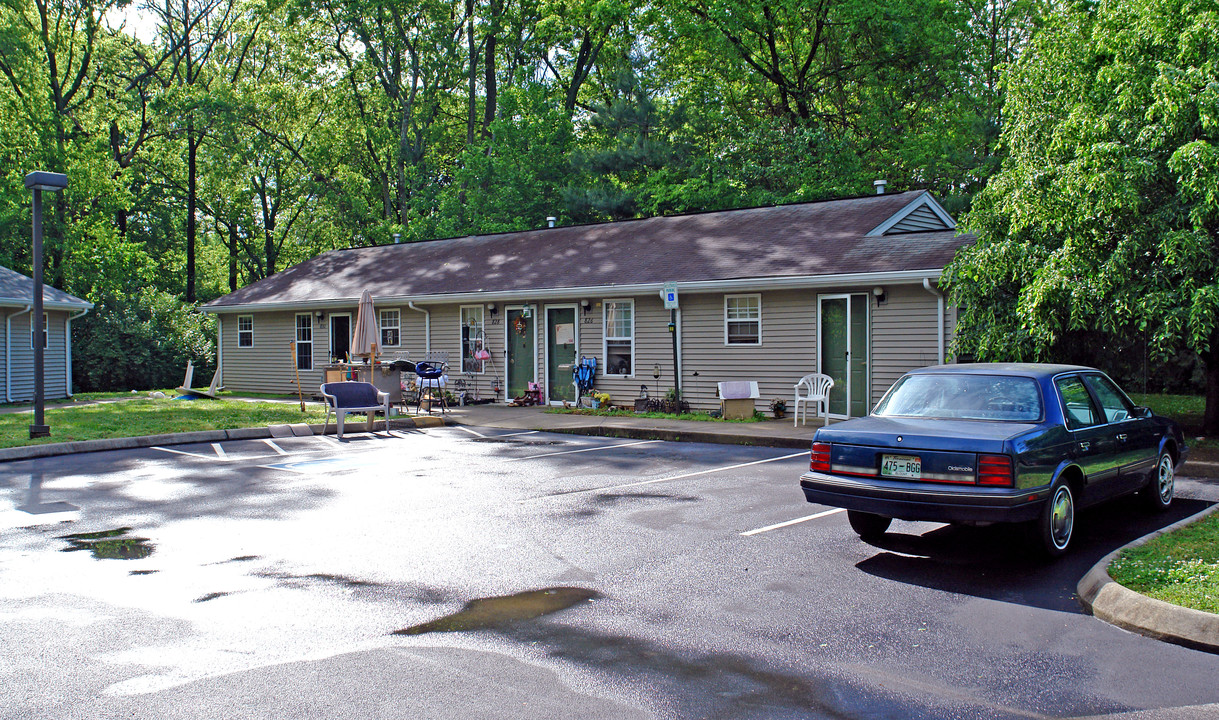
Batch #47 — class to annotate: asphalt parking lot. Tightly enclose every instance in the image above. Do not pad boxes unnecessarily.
[1,425,1218,719]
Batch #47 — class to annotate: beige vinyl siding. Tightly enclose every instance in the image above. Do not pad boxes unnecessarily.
[222,310,328,394]
[677,289,817,413]
[871,284,948,405]
[6,310,69,400]
[214,284,951,410]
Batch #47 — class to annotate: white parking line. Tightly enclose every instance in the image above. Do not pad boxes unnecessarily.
[526,450,809,500]
[454,426,487,438]
[151,446,214,460]
[507,439,662,462]
[262,439,289,456]
[492,430,538,438]
[211,443,228,460]
[740,508,845,536]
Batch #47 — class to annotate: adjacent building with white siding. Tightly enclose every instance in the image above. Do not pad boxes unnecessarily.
[202,190,971,417]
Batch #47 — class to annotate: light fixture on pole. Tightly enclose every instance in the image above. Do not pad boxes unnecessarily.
[24,171,68,439]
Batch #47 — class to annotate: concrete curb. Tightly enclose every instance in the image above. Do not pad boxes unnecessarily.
[0,416,446,463]
[1182,459,1219,478]
[541,424,810,449]
[1077,503,1219,653]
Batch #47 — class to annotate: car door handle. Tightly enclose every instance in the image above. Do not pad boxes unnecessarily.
[1116,433,1128,441]
[1079,441,1090,451]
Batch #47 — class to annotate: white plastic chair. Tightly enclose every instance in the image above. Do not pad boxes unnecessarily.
[793,373,834,427]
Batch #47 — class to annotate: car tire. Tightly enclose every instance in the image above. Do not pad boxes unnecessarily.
[1033,479,1075,558]
[1142,451,1175,512]
[847,510,892,540]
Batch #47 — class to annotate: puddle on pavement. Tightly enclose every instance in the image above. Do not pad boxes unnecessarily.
[394,587,600,636]
[59,527,154,560]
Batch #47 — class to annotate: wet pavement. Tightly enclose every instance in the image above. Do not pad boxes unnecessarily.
[0,425,1217,719]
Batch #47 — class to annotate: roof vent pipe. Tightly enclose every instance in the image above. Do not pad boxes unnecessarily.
[873,179,887,195]
[546,217,556,228]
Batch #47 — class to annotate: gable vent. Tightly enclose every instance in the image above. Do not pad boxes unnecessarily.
[885,204,949,234]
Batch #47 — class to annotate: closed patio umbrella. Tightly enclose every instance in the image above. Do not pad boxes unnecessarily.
[351,289,381,366]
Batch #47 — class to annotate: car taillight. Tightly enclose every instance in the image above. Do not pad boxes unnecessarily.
[977,454,1014,487]
[811,442,832,473]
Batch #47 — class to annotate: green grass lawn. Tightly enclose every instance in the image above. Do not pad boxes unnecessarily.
[1128,393,1217,449]
[1108,511,1219,615]
[0,393,326,449]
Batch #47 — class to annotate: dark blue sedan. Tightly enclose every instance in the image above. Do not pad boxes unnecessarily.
[799,364,1187,556]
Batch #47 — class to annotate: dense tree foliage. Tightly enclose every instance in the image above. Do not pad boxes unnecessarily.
[2,0,1046,391]
[946,0,1219,431]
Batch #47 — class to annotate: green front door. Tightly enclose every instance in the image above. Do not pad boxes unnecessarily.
[819,294,869,417]
[506,307,536,398]
[546,306,577,403]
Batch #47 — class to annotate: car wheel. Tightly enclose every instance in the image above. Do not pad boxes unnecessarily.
[1034,480,1075,557]
[1143,451,1174,512]
[847,510,892,540]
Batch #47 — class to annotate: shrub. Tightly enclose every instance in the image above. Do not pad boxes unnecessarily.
[72,289,216,392]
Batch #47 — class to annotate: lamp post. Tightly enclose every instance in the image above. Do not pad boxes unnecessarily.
[23,171,67,439]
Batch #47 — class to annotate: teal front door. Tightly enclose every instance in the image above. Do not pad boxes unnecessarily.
[506,307,536,398]
[546,306,577,403]
[819,294,869,417]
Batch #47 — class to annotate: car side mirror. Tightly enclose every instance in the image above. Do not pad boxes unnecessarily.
[1133,406,1153,418]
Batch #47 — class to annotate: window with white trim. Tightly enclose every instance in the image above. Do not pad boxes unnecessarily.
[460,305,485,373]
[29,313,47,349]
[237,315,253,347]
[604,299,634,375]
[295,314,313,370]
[725,294,761,345]
[379,309,400,347]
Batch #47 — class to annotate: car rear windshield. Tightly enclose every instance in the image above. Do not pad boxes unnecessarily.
[873,374,1042,421]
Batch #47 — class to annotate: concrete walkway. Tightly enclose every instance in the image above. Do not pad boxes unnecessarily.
[435,403,828,447]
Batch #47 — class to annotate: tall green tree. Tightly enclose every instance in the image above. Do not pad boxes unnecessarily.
[946,0,1219,432]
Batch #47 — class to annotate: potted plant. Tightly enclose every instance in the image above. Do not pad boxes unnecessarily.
[770,398,787,418]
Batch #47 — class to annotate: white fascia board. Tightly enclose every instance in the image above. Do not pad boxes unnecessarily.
[865,192,957,237]
[199,269,945,314]
[0,297,93,311]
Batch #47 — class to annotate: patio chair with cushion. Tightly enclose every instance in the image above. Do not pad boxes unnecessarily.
[793,373,834,427]
[320,381,391,438]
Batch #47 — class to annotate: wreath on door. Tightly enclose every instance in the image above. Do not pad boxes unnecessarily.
[513,315,528,337]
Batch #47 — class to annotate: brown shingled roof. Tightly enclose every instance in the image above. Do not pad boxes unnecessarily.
[204,190,973,309]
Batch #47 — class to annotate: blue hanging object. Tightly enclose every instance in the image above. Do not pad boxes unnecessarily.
[572,356,597,398]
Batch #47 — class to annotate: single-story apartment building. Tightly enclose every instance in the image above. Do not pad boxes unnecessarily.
[202,189,973,417]
[0,265,93,402]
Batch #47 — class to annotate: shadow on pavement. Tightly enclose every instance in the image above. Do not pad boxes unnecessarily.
[854,497,1213,613]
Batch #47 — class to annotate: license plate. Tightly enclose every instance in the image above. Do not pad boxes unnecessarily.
[881,454,921,479]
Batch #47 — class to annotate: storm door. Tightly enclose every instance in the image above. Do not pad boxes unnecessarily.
[546,306,578,404]
[818,294,869,418]
[505,307,537,399]
[329,313,351,363]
